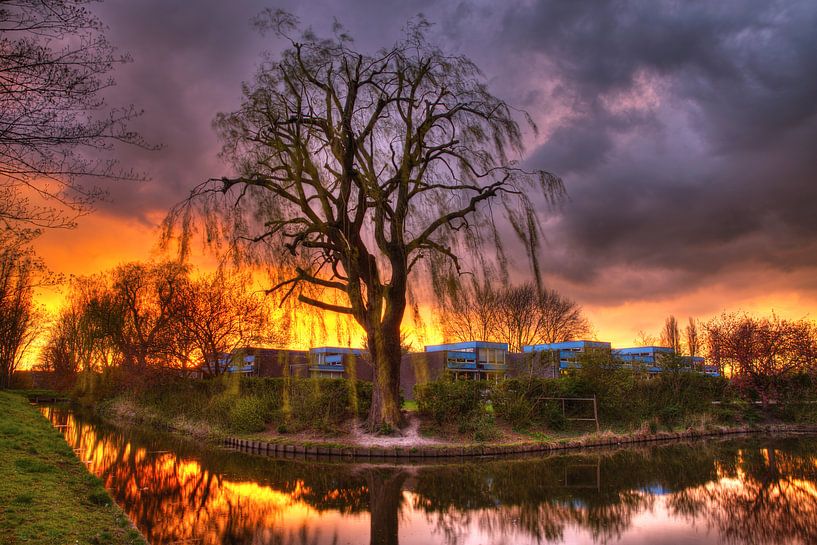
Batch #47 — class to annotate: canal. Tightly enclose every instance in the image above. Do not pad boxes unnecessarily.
[41,406,817,545]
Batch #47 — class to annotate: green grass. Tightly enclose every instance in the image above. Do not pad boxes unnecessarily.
[402,400,418,412]
[0,391,145,545]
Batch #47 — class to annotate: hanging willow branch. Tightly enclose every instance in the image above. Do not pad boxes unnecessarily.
[164,11,564,428]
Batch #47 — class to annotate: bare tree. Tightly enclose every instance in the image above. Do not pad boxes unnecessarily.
[439,278,499,345]
[107,261,188,369]
[0,230,42,387]
[41,300,86,382]
[40,275,118,379]
[686,317,700,359]
[0,0,146,231]
[44,264,285,378]
[173,270,273,377]
[531,287,591,345]
[661,315,682,353]
[493,284,589,351]
[439,282,590,352]
[634,330,658,346]
[166,13,562,429]
[706,312,817,405]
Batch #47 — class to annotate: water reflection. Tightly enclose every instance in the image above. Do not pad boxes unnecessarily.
[42,406,817,545]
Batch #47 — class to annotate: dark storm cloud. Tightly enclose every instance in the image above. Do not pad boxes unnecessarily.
[90,0,445,223]
[500,0,817,301]
[86,0,817,305]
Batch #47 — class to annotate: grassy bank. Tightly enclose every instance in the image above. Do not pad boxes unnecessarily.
[74,370,372,439]
[0,391,145,545]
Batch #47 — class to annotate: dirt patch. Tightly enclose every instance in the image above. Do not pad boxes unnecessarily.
[349,414,444,447]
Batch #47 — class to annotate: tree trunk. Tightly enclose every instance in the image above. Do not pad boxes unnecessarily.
[366,320,403,432]
[367,468,407,545]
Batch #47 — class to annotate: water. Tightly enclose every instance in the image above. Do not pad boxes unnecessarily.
[41,406,817,545]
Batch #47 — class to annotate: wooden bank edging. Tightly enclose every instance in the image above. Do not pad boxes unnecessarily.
[222,424,817,462]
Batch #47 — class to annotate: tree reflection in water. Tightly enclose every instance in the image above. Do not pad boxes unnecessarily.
[668,443,817,545]
[41,406,817,545]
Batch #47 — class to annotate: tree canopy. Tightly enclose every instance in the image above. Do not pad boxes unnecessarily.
[167,11,563,429]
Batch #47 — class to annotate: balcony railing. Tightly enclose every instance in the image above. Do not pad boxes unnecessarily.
[309,364,345,372]
[447,361,477,370]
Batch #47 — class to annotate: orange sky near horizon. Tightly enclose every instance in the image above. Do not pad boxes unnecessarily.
[25,209,817,371]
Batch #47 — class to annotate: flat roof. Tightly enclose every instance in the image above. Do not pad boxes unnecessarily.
[612,346,674,352]
[309,347,365,355]
[425,341,509,352]
[523,340,611,352]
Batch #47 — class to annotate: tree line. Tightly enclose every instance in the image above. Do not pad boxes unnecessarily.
[438,279,591,352]
[37,262,289,384]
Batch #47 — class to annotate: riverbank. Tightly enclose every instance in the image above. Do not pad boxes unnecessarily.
[75,372,817,462]
[0,391,145,545]
[94,391,817,462]
[221,420,817,461]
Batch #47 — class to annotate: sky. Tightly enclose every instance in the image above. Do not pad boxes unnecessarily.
[34,0,817,349]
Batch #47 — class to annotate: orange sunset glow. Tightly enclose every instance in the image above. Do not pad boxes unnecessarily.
[6,0,817,370]
[32,207,817,364]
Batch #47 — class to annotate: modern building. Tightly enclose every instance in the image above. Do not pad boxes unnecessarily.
[224,347,310,377]
[308,347,373,380]
[399,341,512,399]
[523,341,612,373]
[612,346,676,373]
[425,341,509,380]
[612,346,717,375]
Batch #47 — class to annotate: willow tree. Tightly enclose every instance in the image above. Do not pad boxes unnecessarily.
[167,12,562,430]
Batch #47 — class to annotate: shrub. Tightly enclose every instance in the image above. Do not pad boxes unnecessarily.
[228,396,267,433]
[544,402,567,431]
[282,378,369,431]
[461,413,500,442]
[492,378,567,429]
[238,377,286,411]
[491,359,731,431]
[415,379,484,426]
[204,392,235,427]
[83,373,373,434]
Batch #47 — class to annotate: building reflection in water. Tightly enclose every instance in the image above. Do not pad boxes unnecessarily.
[41,406,817,545]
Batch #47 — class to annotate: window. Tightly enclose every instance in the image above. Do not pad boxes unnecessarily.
[479,348,506,365]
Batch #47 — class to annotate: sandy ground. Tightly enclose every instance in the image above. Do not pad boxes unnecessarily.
[349,414,444,447]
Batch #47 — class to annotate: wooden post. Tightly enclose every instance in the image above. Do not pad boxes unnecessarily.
[592,395,600,433]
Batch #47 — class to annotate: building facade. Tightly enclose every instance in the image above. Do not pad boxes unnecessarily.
[425,341,509,380]
[523,341,612,373]
[612,346,714,374]
[307,347,373,381]
[226,347,310,377]
[399,341,512,399]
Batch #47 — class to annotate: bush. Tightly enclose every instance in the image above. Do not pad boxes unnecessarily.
[236,376,371,431]
[491,358,731,431]
[238,377,286,411]
[492,378,567,429]
[80,371,373,435]
[228,396,267,433]
[415,379,484,426]
[461,413,500,442]
[288,379,349,432]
